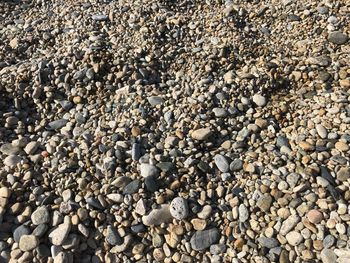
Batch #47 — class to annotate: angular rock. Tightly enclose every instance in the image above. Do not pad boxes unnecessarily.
[142,205,173,226]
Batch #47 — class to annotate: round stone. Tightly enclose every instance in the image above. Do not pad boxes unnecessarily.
[214,154,229,173]
[307,210,323,224]
[19,235,39,251]
[170,197,189,220]
[31,206,50,225]
[252,94,267,107]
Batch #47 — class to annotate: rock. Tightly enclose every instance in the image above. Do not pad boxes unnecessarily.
[257,194,273,212]
[147,96,164,106]
[14,225,31,243]
[198,205,212,219]
[0,187,11,198]
[230,159,243,171]
[86,197,103,210]
[286,231,303,246]
[328,31,348,45]
[140,163,159,178]
[239,204,249,222]
[321,249,337,263]
[105,225,122,246]
[190,228,220,251]
[307,210,323,224]
[131,143,141,161]
[54,252,69,263]
[320,166,336,186]
[323,235,335,249]
[257,237,279,248]
[142,205,173,226]
[337,167,350,182]
[252,94,267,107]
[4,155,21,167]
[210,244,226,254]
[191,128,213,141]
[316,124,327,139]
[335,141,349,152]
[224,71,235,84]
[144,176,159,192]
[214,154,229,173]
[170,197,189,220]
[123,180,140,194]
[212,108,227,118]
[135,199,147,215]
[49,220,71,246]
[19,235,39,251]
[0,143,20,155]
[31,206,50,225]
[280,215,300,235]
[299,141,314,151]
[48,119,68,130]
[92,14,108,21]
[24,141,40,155]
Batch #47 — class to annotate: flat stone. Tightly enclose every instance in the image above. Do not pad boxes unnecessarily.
[316,124,327,139]
[142,205,173,226]
[252,94,267,107]
[24,141,40,155]
[286,231,303,246]
[147,96,164,106]
[14,225,30,243]
[257,237,279,248]
[92,14,108,21]
[280,215,300,235]
[86,197,103,210]
[31,206,50,225]
[0,143,20,155]
[105,225,122,246]
[19,235,39,251]
[190,228,220,251]
[191,128,213,141]
[328,31,348,45]
[48,119,68,130]
[49,220,71,246]
[335,141,349,152]
[170,197,189,220]
[0,187,11,198]
[337,167,350,182]
[230,159,243,171]
[210,244,226,254]
[140,163,159,178]
[212,108,227,118]
[144,176,159,192]
[214,154,229,173]
[257,194,273,212]
[321,249,337,263]
[4,155,21,166]
[123,180,140,194]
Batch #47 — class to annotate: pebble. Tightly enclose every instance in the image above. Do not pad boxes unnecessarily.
[3,155,21,166]
[105,226,122,246]
[147,96,164,106]
[321,249,337,263]
[239,204,249,222]
[337,167,350,182]
[286,231,303,246]
[49,220,71,246]
[169,197,189,220]
[140,163,159,178]
[328,31,348,45]
[24,141,40,155]
[31,206,50,225]
[252,94,267,107]
[214,154,229,173]
[190,228,220,251]
[257,194,273,212]
[307,210,323,224]
[316,124,327,139]
[257,237,279,248]
[191,128,213,141]
[19,235,39,251]
[13,225,31,243]
[142,205,173,226]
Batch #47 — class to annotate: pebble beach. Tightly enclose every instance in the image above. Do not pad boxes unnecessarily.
[0,0,350,262]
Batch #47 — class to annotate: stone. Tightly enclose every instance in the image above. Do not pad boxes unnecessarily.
[31,206,50,225]
[54,252,69,263]
[19,235,39,251]
[123,180,140,194]
[142,205,173,226]
[286,231,303,246]
[147,96,164,106]
[48,119,68,130]
[49,220,71,246]
[24,141,40,155]
[105,226,122,246]
[252,94,267,107]
[328,31,348,45]
[335,141,349,152]
[299,141,314,151]
[144,176,159,192]
[92,14,108,21]
[280,215,300,235]
[140,163,159,178]
[321,249,337,263]
[4,155,21,167]
[257,194,273,212]
[337,167,350,182]
[230,159,243,171]
[191,128,213,141]
[316,124,327,139]
[210,244,226,254]
[214,154,229,173]
[239,204,249,222]
[257,237,279,248]
[0,187,10,198]
[135,199,147,215]
[198,205,212,219]
[14,225,31,243]
[307,210,323,224]
[190,228,220,251]
[170,197,189,220]
[0,143,20,155]
[191,218,207,231]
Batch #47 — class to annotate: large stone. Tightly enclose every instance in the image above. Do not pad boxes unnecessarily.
[142,205,173,226]
[252,94,267,107]
[4,155,21,167]
[214,154,229,173]
[140,163,159,178]
[191,128,213,141]
[328,31,348,45]
[49,219,71,246]
[286,231,303,246]
[321,249,337,263]
[31,206,50,225]
[190,228,220,251]
[19,235,39,251]
[170,197,189,220]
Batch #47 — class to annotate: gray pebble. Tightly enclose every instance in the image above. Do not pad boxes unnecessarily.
[190,228,220,251]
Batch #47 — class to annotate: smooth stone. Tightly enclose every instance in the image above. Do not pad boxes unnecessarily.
[48,119,68,130]
[144,176,159,192]
[257,237,279,248]
[147,96,164,106]
[280,215,300,235]
[32,224,48,238]
[230,159,243,171]
[210,244,226,254]
[307,210,323,224]
[252,94,267,107]
[4,155,21,166]
[214,154,229,173]
[320,166,336,186]
[257,194,273,212]
[92,14,108,21]
[85,197,103,210]
[140,163,159,178]
[198,205,212,219]
[106,193,123,203]
[24,141,40,155]
[135,199,146,215]
[0,187,10,198]
[321,249,337,263]
[54,251,69,263]
[19,235,39,251]
[13,225,30,243]
[49,221,71,246]
[31,206,50,225]
[0,143,20,155]
[190,228,220,251]
[156,162,175,173]
[238,204,249,222]
[105,226,122,246]
[123,180,140,194]
[337,167,350,182]
[191,128,213,141]
[142,205,173,226]
[323,235,335,248]
[276,136,290,148]
[328,31,348,45]
[131,143,141,161]
[286,231,303,246]
[170,197,189,220]
[316,124,327,139]
[213,108,227,118]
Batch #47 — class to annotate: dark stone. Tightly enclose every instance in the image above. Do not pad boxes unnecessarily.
[320,166,336,186]
[257,237,279,248]
[190,228,220,251]
[123,180,140,195]
[13,225,30,243]
[145,176,159,192]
